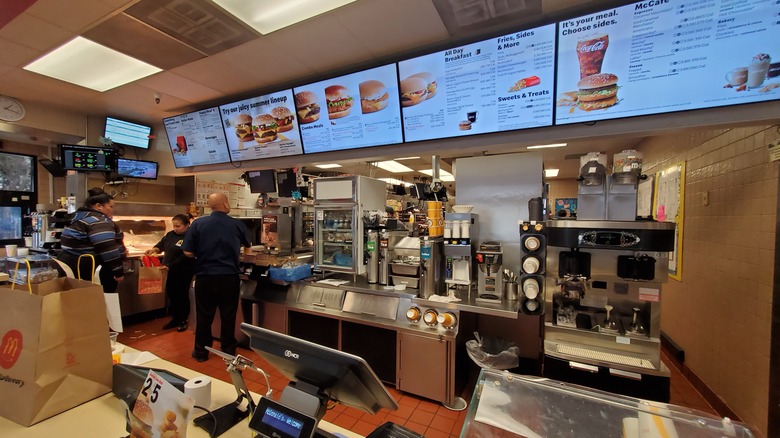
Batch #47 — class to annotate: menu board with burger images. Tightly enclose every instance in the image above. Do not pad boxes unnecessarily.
[219,89,303,161]
[163,107,231,168]
[555,0,780,125]
[293,63,403,154]
[399,23,556,142]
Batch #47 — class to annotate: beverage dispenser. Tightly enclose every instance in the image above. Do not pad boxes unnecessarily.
[577,152,608,220]
[443,212,479,292]
[366,230,379,284]
[607,149,644,221]
[419,236,445,298]
[476,241,503,303]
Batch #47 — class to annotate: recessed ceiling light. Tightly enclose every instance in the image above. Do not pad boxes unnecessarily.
[419,169,455,182]
[375,160,413,173]
[544,169,560,177]
[527,143,567,149]
[315,163,342,169]
[394,156,420,161]
[23,37,161,92]
[213,0,356,34]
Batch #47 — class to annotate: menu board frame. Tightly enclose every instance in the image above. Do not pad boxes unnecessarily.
[163,107,232,169]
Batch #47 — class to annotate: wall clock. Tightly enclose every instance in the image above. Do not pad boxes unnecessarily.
[0,96,25,122]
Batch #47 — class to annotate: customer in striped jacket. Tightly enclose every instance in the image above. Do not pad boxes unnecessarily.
[57,188,126,293]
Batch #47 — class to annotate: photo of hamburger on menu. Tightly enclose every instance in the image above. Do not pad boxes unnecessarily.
[557,73,619,111]
[294,91,321,124]
[233,113,254,142]
[271,106,294,132]
[252,114,279,144]
[400,76,429,107]
[359,80,389,114]
[325,85,354,119]
[409,72,437,99]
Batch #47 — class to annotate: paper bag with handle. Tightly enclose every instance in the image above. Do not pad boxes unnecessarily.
[138,255,166,294]
[0,274,113,426]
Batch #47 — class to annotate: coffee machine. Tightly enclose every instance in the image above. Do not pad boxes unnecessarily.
[543,220,676,401]
[444,213,478,292]
[475,241,503,303]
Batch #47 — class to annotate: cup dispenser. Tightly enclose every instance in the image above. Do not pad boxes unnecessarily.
[519,222,545,315]
[475,242,503,303]
[577,152,608,220]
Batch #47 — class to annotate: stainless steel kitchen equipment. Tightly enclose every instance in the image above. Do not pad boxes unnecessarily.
[577,152,608,220]
[543,220,676,401]
[366,230,379,284]
[378,230,390,285]
[476,241,503,303]
[419,236,445,298]
[389,235,420,289]
[313,176,386,274]
[444,213,478,293]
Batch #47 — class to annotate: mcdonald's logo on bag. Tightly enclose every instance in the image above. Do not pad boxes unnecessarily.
[0,330,23,369]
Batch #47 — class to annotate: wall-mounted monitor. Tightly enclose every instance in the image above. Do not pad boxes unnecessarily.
[117,158,158,180]
[0,206,23,244]
[163,107,232,168]
[104,116,152,149]
[294,63,403,154]
[554,0,780,125]
[399,23,556,142]
[0,151,36,193]
[275,169,298,198]
[218,89,304,162]
[60,145,117,172]
[247,170,277,194]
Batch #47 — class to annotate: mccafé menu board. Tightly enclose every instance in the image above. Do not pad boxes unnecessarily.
[399,24,556,142]
[555,0,780,125]
[163,107,231,168]
[218,89,303,162]
[293,64,403,154]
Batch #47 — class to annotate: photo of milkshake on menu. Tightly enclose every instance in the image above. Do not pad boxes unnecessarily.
[556,0,780,125]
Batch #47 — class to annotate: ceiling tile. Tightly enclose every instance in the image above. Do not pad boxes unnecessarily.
[0,37,41,67]
[103,83,191,122]
[170,51,262,95]
[0,12,74,52]
[136,71,223,103]
[334,0,449,59]
[221,37,316,87]
[25,0,117,33]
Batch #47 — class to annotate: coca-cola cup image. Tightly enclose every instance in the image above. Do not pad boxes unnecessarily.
[176,135,188,154]
[576,34,609,79]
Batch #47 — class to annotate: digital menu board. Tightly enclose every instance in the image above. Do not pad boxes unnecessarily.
[399,24,556,142]
[555,0,780,125]
[218,89,303,162]
[163,107,231,168]
[293,64,403,154]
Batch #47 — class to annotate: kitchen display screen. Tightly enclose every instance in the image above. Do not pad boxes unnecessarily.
[61,145,117,171]
[104,116,151,149]
[555,0,780,125]
[163,107,231,168]
[294,63,403,154]
[218,89,303,162]
[399,23,556,142]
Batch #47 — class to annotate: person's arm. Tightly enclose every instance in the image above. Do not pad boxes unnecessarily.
[181,225,197,259]
[88,218,124,278]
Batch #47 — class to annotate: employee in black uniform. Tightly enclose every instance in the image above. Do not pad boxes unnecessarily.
[146,214,196,332]
[182,192,250,362]
[57,188,125,293]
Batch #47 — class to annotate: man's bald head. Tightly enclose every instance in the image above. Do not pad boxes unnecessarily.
[207,192,230,213]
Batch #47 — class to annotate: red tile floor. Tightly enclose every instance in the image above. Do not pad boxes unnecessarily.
[118,318,717,437]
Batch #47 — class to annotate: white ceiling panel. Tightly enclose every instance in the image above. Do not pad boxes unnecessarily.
[0,13,74,52]
[0,37,41,68]
[137,71,224,104]
[25,0,119,33]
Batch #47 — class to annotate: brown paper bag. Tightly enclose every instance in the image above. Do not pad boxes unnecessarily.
[0,277,113,426]
[138,266,166,294]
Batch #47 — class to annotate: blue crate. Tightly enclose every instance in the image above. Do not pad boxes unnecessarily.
[268,264,312,282]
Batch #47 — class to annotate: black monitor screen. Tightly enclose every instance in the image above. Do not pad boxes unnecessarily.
[240,323,398,415]
[276,170,297,198]
[104,116,152,149]
[247,170,277,194]
[117,158,158,180]
[0,152,35,192]
[60,145,117,172]
[0,206,22,241]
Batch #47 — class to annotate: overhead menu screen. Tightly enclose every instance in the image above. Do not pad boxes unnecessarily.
[219,89,303,162]
[293,63,403,154]
[555,0,780,125]
[164,107,231,168]
[399,23,556,142]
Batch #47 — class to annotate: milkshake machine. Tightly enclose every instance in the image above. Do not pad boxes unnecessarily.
[444,213,478,292]
[576,152,608,220]
[475,241,503,303]
[543,220,676,401]
[608,149,644,221]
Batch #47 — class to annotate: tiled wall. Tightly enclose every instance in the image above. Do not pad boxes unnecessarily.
[637,124,779,436]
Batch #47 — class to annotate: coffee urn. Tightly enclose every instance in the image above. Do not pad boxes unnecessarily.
[378,230,390,285]
[419,236,445,298]
[366,230,379,284]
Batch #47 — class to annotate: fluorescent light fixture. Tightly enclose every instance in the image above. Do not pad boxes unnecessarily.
[526,143,567,150]
[315,163,342,169]
[419,169,455,182]
[375,160,413,173]
[378,178,413,186]
[213,0,356,34]
[394,156,420,161]
[544,169,560,177]
[24,37,161,92]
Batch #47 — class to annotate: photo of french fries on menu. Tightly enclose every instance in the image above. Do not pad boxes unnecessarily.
[219,89,303,162]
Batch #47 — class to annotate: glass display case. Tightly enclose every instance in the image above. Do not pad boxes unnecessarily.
[314,206,357,273]
[461,368,756,437]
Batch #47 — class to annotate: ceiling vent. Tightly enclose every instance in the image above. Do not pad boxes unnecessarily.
[433,0,541,36]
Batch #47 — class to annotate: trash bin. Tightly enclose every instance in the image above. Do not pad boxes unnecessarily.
[465,333,520,370]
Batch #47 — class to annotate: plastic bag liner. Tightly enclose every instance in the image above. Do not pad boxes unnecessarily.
[268,264,312,283]
[466,336,520,370]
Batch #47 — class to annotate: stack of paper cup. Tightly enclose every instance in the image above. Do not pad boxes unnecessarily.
[427,201,443,236]
[4,245,17,257]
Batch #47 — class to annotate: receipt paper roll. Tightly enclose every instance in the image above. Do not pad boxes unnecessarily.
[184,376,212,408]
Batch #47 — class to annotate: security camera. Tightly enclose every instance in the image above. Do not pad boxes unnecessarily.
[154,93,161,104]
